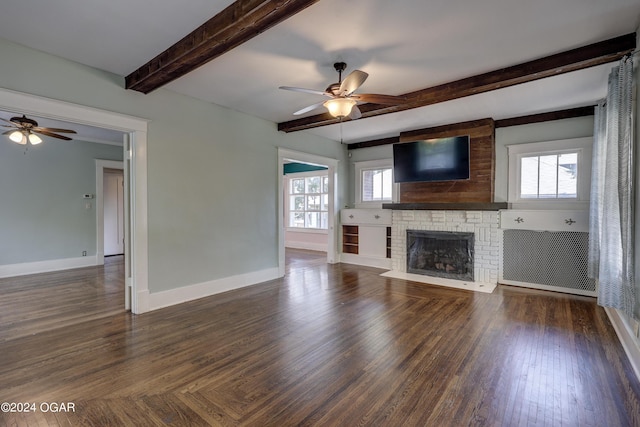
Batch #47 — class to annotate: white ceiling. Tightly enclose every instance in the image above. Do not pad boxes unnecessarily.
[0,0,638,143]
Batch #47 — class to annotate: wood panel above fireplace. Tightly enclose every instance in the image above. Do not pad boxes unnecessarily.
[398,118,495,204]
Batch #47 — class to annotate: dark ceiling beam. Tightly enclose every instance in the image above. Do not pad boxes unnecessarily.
[126,0,321,93]
[494,105,594,128]
[279,33,635,133]
[348,106,596,150]
[346,136,400,150]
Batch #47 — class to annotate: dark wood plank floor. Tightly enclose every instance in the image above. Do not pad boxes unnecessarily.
[0,256,125,342]
[1,249,639,426]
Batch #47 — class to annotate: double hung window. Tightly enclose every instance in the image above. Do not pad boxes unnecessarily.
[507,137,592,208]
[288,174,329,229]
[354,159,395,207]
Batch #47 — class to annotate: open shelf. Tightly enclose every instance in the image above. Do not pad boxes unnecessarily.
[342,225,359,255]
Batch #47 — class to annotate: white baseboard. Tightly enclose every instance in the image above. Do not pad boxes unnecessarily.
[285,241,328,252]
[148,267,280,311]
[499,278,597,297]
[604,307,640,383]
[380,270,496,294]
[0,256,98,278]
[341,253,392,270]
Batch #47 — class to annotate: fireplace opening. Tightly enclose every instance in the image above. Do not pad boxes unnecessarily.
[407,230,474,281]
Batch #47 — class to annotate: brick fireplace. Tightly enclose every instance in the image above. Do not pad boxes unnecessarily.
[381,210,499,293]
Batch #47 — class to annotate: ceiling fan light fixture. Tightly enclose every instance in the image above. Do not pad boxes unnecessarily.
[2,114,76,146]
[28,133,43,145]
[9,130,26,145]
[324,98,356,118]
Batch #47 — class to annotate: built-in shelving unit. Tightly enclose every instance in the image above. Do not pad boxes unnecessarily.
[386,227,391,258]
[341,209,392,269]
[342,225,359,254]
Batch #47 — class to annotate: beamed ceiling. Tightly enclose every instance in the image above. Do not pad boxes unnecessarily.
[0,0,639,143]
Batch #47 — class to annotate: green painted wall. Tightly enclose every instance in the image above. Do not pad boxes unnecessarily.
[0,139,123,264]
[0,38,347,292]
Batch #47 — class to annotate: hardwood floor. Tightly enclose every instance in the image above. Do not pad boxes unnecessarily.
[1,249,639,426]
[0,256,125,342]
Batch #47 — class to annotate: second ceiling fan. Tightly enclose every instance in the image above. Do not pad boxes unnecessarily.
[1,114,76,145]
[280,62,406,120]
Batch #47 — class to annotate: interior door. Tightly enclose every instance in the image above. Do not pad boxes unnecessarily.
[104,170,124,256]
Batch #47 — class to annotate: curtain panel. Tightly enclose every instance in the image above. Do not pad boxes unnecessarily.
[588,56,637,320]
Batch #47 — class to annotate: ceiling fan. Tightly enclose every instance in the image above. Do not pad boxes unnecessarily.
[1,114,77,145]
[280,62,406,120]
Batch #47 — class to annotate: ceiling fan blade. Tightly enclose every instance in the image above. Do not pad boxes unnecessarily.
[293,101,327,116]
[348,105,362,120]
[0,117,19,126]
[350,93,407,105]
[34,127,77,134]
[339,70,368,96]
[279,86,331,97]
[35,129,73,140]
[2,130,15,135]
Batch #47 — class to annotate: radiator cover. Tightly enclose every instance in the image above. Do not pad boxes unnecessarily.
[501,229,596,296]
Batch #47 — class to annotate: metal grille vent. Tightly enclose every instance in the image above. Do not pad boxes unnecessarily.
[502,230,595,293]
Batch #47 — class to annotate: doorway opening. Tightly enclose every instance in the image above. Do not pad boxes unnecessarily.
[0,88,149,313]
[103,168,125,257]
[278,148,339,276]
[96,161,125,262]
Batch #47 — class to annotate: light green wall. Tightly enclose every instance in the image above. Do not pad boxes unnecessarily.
[346,145,393,207]
[494,116,594,202]
[0,38,347,292]
[0,139,123,264]
[345,116,594,205]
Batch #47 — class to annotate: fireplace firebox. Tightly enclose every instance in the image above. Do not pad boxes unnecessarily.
[406,230,474,281]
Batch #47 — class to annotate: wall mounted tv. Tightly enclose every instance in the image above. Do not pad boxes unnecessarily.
[393,135,470,183]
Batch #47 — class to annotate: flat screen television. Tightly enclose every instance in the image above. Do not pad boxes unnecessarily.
[393,135,470,183]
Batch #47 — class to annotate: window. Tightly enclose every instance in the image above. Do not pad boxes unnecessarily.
[362,168,393,201]
[520,152,578,199]
[354,159,396,207]
[507,137,592,208]
[288,173,328,229]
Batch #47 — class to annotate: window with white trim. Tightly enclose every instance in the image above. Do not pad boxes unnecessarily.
[354,159,397,207]
[362,168,393,201]
[507,137,592,208]
[519,152,578,199]
[287,173,329,229]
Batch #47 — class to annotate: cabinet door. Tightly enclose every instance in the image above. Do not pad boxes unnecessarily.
[358,226,387,258]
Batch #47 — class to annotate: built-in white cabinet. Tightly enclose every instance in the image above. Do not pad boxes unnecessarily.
[341,209,391,269]
[499,209,588,232]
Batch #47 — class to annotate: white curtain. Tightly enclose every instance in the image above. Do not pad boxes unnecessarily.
[588,56,636,320]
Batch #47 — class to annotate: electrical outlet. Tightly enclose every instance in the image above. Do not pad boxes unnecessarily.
[82,251,87,256]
